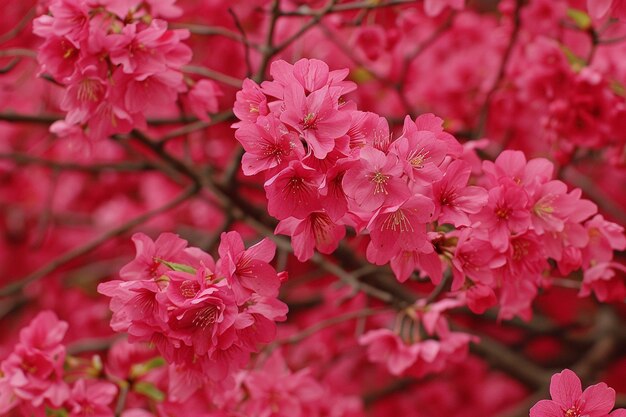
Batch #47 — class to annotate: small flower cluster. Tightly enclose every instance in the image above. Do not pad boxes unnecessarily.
[33,0,192,140]
[359,298,474,377]
[0,311,117,416]
[511,38,626,164]
[98,232,288,383]
[233,58,626,323]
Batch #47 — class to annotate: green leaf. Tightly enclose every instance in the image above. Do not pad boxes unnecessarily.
[45,407,68,417]
[611,80,626,97]
[157,259,196,274]
[560,45,586,72]
[134,381,165,402]
[350,67,374,84]
[567,8,592,30]
[130,356,166,379]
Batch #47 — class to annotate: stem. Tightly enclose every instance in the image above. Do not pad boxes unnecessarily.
[0,185,199,297]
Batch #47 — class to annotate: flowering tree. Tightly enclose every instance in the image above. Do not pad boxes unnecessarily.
[1,0,626,416]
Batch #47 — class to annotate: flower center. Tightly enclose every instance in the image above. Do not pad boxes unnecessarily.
[180,280,200,298]
[192,305,219,328]
[370,171,389,195]
[302,112,318,130]
[564,405,581,417]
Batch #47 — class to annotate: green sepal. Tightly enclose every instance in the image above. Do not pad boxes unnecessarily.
[134,381,165,402]
[566,8,592,30]
[130,356,166,379]
[157,259,196,274]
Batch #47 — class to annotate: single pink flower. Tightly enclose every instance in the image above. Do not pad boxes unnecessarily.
[530,369,616,417]
[431,160,488,227]
[366,195,435,265]
[186,79,222,121]
[236,114,304,176]
[67,379,117,417]
[358,329,420,376]
[233,78,269,126]
[216,231,281,304]
[342,146,411,213]
[264,160,323,220]
[275,212,346,261]
[389,117,447,185]
[281,85,351,159]
[472,181,531,252]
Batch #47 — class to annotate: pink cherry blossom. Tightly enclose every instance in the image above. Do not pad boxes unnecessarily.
[530,369,616,417]
[281,85,351,159]
[236,114,304,176]
[342,146,411,213]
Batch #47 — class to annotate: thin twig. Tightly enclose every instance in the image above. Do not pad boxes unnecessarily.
[183,65,243,88]
[474,0,523,139]
[0,185,199,298]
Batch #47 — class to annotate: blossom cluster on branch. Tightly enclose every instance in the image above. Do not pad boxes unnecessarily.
[1,0,626,416]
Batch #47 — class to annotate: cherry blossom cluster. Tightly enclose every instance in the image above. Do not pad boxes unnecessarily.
[0,311,117,416]
[507,37,626,165]
[233,58,626,325]
[98,231,287,385]
[32,0,216,141]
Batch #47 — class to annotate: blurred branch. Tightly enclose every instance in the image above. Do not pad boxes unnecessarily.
[474,0,523,139]
[0,185,200,298]
[170,22,259,49]
[0,7,36,44]
[0,152,158,172]
[280,0,415,16]
[183,65,243,88]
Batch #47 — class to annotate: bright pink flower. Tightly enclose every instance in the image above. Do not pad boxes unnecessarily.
[530,181,597,235]
[431,160,488,227]
[122,70,185,114]
[236,294,288,349]
[185,79,222,121]
[366,195,435,265]
[472,181,531,252]
[580,262,626,302]
[108,20,191,76]
[358,329,420,376]
[465,283,498,314]
[262,58,355,100]
[233,78,269,126]
[275,212,346,261]
[530,369,616,417]
[318,157,357,221]
[0,311,70,410]
[281,85,351,159]
[407,113,463,157]
[264,160,323,220]
[482,150,553,190]
[67,379,117,417]
[119,232,211,281]
[390,250,442,284]
[61,63,108,124]
[345,111,379,149]
[342,146,411,213]
[242,351,324,417]
[36,35,81,81]
[216,231,281,303]
[583,215,626,266]
[389,117,447,185]
[166,278,238,359]
[236,115,304,176]
[451,230,505,289]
